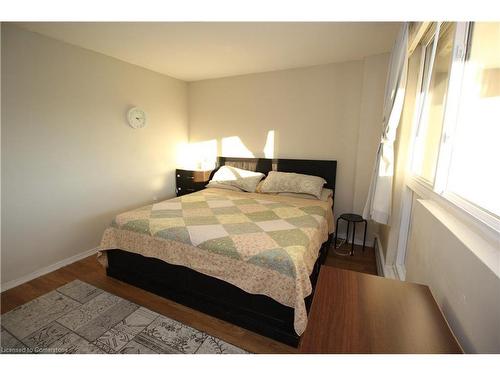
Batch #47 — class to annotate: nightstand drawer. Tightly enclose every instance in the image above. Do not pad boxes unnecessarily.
[176,186,200,196]
[175,169,213,197]
[176,169,212,182]
[176,180,206,190]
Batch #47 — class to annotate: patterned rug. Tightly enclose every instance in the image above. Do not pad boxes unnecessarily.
[0,280,248,354]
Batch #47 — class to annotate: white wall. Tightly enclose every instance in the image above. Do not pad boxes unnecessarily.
[1,24,390,286]
[1,25,189,285]
[188,54,389,241]
[406,199,500,353]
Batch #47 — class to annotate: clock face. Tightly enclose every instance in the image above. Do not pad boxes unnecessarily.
[127,107,146,129]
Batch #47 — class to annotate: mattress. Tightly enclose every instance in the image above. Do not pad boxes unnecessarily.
[98,187,334,335]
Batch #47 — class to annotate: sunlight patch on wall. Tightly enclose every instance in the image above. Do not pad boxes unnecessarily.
[177,131,275,170]
[221,136,254,158]
[263,130,275,158]
[177,139,217,170]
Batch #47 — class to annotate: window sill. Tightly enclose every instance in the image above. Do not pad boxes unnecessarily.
[407,177,500,277]
[407,177,499,240]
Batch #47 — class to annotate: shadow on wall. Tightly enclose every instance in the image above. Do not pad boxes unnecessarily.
[178,130,276,169]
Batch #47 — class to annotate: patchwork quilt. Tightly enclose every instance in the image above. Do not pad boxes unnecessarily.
[98,188,334,335]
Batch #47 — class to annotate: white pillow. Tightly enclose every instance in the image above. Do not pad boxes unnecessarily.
[210,166,265,192]
[259,171,326,199]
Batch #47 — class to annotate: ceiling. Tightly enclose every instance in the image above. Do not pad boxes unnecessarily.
[16,22,400,82]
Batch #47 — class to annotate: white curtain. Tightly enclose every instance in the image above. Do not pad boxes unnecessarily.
[363,23,409,224]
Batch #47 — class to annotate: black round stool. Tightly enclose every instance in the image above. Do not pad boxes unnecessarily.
[334,213,367,256]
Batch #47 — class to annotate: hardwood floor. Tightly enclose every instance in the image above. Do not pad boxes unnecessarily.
[0,243,377,354]
[325,242,378,275]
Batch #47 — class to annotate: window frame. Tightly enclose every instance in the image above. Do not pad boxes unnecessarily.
[408,21,500,235]
[410,24,440,188]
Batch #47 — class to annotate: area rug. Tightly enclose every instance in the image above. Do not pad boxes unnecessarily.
[0,280,249,354]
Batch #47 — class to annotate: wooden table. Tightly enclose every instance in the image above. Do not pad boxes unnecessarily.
[300,266,462,353]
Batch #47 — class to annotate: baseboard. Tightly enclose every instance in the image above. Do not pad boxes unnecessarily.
[374,235,397,279]
[395,263,407,281]
[374,236,384,276]
[0,247,99,292]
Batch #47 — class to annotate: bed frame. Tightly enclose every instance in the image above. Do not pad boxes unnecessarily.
[106,157,337,347]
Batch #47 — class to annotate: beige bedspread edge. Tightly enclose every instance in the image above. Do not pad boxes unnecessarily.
[97,188,334,335]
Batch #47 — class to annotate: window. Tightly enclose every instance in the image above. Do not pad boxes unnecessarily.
[445,22,500,218]
[412,24,456,184]
[410,22,500,229]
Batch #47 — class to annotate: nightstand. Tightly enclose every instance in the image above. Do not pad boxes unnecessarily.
[175,169,213,197]
[299,266,462,353]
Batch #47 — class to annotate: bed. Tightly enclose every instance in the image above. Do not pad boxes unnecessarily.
[98,157,337,347]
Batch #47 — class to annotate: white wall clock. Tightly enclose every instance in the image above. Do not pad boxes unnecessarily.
[127,107,147,129]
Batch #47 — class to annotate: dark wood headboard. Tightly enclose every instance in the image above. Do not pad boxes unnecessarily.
[212,156,337,202]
